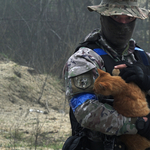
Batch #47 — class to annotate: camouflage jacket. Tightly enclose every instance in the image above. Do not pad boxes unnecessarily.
[63,29,150,142]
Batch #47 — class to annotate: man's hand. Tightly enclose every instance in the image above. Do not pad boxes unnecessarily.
[136,113,150,140]
[115,62,150,92]
[114,64,127,69]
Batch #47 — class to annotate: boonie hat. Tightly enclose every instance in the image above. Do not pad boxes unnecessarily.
[88,0,149,19]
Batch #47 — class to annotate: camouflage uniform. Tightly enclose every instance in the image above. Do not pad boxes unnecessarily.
[63,0,150,144]
[63,29,150,141]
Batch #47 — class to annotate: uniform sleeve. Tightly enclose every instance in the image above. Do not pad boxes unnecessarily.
[64,47,138,136]
[74,98,137,136]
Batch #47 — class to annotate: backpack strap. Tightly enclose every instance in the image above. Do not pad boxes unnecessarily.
[93,48,107,55]
[134,47,150,66]
[93,48,117,75]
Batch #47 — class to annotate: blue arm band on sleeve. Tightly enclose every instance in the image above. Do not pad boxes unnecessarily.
[70,93,98,112]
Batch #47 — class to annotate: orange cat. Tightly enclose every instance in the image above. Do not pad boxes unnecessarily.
[94,68,150,150]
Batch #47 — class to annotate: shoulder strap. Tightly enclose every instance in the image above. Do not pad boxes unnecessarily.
[93,48,116,74]
[134,47,150,66]
[93,48,107,56]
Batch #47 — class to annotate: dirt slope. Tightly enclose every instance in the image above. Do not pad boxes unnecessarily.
[0,56,70,149]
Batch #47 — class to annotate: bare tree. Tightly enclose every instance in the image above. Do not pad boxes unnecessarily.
[0,0,149,76]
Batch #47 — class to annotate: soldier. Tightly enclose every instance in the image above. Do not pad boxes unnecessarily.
[63,0,150,150]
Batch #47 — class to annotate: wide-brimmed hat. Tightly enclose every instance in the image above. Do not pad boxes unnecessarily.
[88,0,149,19]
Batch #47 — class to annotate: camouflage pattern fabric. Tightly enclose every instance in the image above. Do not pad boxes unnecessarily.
[67,47,104,78]
[75,100,137,136]
[63,29,150,142]
[87,0,149,20]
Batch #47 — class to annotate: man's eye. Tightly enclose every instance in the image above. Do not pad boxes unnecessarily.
[112,15,119,19]
[128,17,135,20]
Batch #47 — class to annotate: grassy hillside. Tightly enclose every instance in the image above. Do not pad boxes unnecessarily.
[0,56,70,150]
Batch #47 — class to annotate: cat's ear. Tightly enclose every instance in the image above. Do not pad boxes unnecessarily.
[97,68,101,76]
[97,68,107,77]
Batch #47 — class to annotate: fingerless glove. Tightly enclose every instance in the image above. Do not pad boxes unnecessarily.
[119,62,150,92]
[136,113,150,140]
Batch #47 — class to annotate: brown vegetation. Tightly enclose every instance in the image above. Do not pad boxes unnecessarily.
[0,56,70,149]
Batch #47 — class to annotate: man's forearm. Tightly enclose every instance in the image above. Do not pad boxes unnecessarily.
[74,99,138,136]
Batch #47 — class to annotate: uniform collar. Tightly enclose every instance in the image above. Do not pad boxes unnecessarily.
[97,32,136,61]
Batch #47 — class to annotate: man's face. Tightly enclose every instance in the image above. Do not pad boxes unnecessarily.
[110,15,136,24]
[100,15,136,50]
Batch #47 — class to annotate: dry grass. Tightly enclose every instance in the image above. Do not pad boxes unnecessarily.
[0,104,70,149]
[0,60,71,149]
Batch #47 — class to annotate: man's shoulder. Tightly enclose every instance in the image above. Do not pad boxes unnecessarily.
[66,47,104,78]
[75,29,101,53]
[134,44,150,66]
[135,44,150,57]
[84,28,101,42]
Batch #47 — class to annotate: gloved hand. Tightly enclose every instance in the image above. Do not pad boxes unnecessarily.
[136,113,150,140]
[119,62,150,92]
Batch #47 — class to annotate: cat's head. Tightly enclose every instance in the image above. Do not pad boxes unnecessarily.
[93,69,113,96]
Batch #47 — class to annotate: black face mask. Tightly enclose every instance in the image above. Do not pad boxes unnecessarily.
[100,15,136,50]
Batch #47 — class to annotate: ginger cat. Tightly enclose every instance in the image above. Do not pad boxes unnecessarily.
[94,68,150,150]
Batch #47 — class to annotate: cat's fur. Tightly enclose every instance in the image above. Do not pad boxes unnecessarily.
[94,68,150,150]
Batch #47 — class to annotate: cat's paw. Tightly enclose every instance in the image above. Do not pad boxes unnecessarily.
[112,69,120,76]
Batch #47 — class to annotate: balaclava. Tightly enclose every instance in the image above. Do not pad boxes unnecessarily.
[100,15,136,51]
